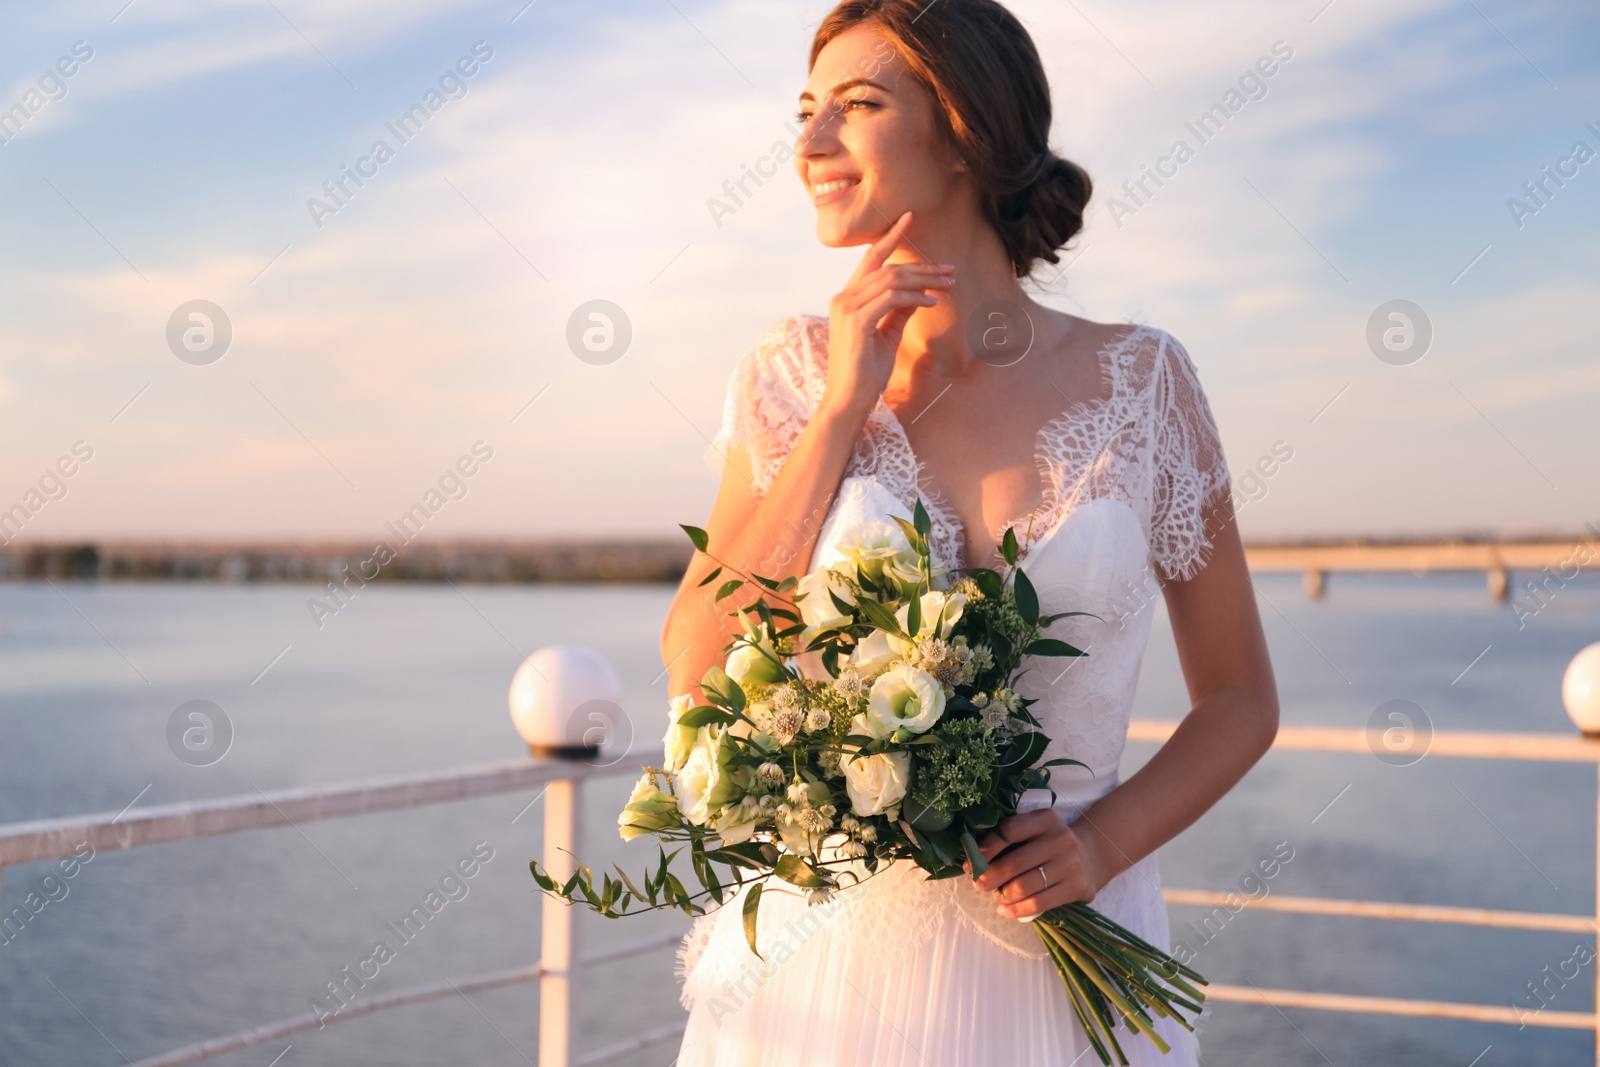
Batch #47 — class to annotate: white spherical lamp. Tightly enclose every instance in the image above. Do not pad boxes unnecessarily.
[510,646,622,758]
[1563,643,1600,737]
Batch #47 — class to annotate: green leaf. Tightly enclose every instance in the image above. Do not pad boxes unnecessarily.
[681,525,709,552]
[913,498,931,537]
[696,565,723,588]
[1039,610,1099,626]
[904,590,921,638]
[742,882,764,960]
[1001,527,1019,566]
[699,666,747,714]
[776,575,799,593]
[529,861,556,892]
[715,579,744,602]
[774,854,831,888]
[679,705,736,728]
[971,568,1003,599]
[1023,638,1086,657]
[960,827,988,878]
[856,596,904,636]
[891,515,925,555]
[1013,567,1039,626]
[904,796,952,831]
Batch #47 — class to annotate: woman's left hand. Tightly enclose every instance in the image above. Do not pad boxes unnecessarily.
[963,810,1109,919]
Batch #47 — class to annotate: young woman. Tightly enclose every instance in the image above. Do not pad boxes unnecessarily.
[662,2,1279,1062]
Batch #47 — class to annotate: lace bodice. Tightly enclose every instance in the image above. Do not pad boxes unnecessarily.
[708,313,1231,582]
[683,311,1232,980]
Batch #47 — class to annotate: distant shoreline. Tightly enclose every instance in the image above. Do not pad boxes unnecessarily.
[1,531,1595,586]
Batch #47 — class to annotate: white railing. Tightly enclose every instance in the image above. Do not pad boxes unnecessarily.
[7,725,1598,1063]
[1131,721,1600,1056]
[0,748,679,1067]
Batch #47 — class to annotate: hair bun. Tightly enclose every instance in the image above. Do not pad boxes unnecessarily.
[997,152,1092,276]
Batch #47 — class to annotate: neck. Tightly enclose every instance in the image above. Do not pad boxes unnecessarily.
[885,221,1032,383]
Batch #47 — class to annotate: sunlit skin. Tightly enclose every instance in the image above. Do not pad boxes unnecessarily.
[661,25,1278,921]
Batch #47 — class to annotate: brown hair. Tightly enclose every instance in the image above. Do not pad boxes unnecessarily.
[811,0,1092,279]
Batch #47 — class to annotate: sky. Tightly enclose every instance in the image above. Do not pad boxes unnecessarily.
[0,0,1596,545]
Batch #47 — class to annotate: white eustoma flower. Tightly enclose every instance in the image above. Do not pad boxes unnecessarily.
[838,522,920,585]
[865,665,947,738]
[842,749,911,817]
[662,693,699,775]
[618,773,680,841]
[724,636,785,691]
[850,629,900,680]
[894,590,968,641]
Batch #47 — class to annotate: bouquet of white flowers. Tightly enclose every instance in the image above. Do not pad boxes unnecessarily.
[531,502,1206,1064]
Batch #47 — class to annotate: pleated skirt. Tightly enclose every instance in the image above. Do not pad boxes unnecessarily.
[674,851,1203,1066]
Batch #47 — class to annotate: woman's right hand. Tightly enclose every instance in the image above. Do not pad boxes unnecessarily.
[821,211,954,420]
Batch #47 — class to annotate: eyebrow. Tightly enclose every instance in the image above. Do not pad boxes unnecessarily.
[798,77,891,103]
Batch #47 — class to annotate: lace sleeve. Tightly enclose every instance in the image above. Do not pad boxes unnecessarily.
[705,314,819,496]
[1148,331,1232,582]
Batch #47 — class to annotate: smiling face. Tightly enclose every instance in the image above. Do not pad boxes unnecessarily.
[794,25,967,248]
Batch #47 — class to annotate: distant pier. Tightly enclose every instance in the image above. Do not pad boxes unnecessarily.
[1243,534,1598,600]
[0,533,1594,600]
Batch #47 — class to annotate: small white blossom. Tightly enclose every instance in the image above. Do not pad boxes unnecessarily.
[833,670,865,703]
[796,807,832,833]
[805,706,831,732]
[772,705,804,743]
[757,762,785,790]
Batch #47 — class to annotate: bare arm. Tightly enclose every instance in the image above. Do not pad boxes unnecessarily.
[972,493,1280,915]
[1068,495,1279,890]
[660,213,954,700]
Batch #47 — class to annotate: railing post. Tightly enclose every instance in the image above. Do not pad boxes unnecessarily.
[539,776,581,1067]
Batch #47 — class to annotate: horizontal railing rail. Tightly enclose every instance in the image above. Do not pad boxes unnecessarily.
[1131,720,1600,1055]
[0,753,646,867]
[121,932,689,1067]
[9,724,1598,1063]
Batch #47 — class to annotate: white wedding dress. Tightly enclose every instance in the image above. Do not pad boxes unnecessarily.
[673,313,1232,1066]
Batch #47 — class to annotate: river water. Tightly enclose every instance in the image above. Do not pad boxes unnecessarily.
[1,573,1596,1066]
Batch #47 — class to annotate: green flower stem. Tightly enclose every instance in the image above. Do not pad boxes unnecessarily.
[1039,920,1170,1054]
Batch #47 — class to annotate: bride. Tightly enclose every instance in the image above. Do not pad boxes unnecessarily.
[660,1,1279,1063]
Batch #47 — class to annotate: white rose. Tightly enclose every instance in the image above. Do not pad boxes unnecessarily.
[866,665,947,738]
[842,750,911,817]
[797,566,853,645]
[677,729,739,826]
[662,693,699,775]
